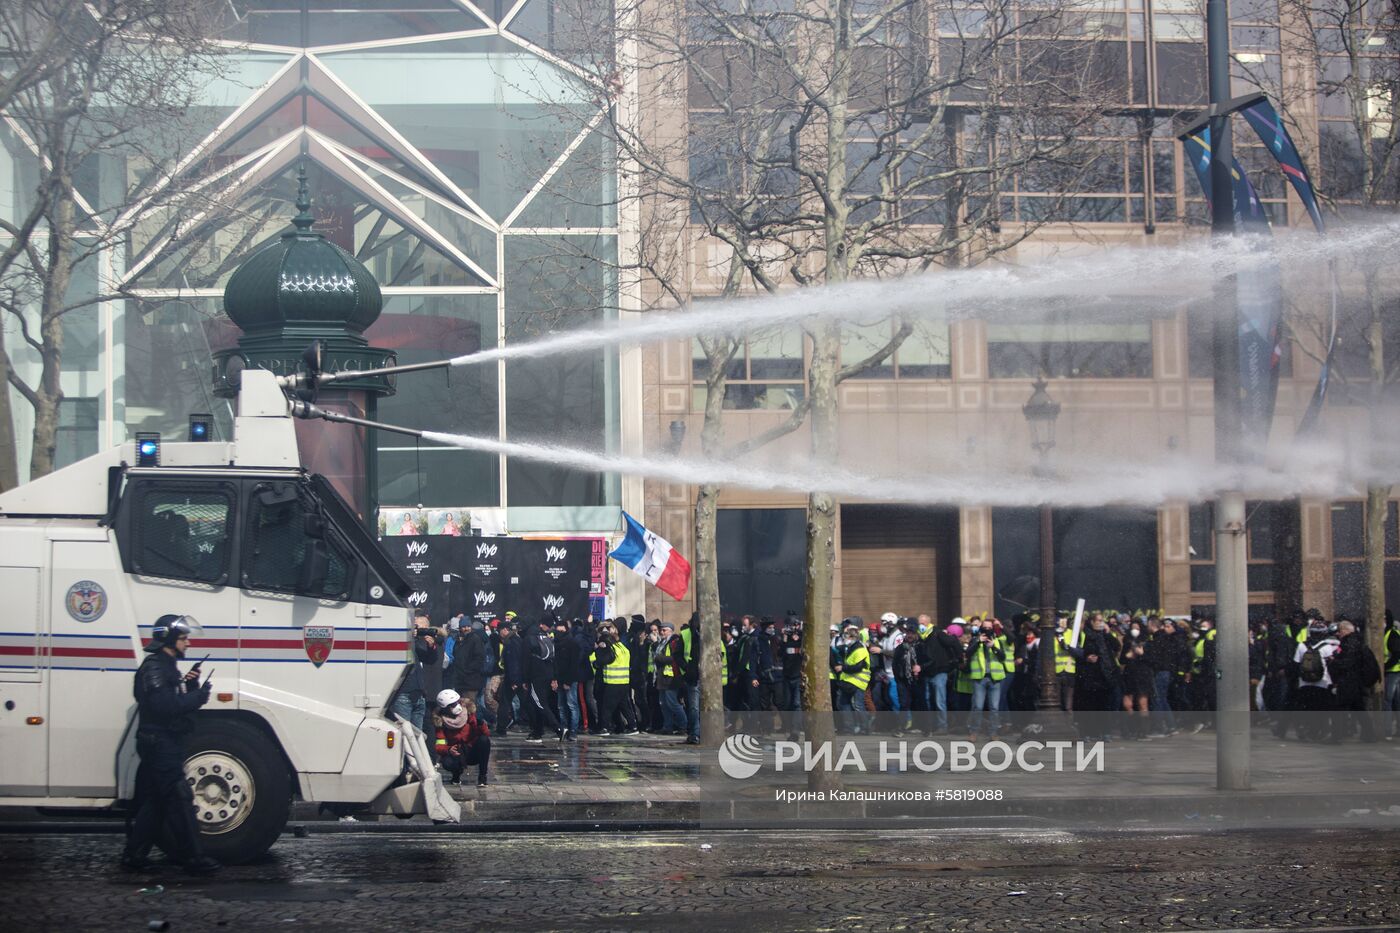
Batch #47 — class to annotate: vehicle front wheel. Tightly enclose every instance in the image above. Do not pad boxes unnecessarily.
[181,720,292,864]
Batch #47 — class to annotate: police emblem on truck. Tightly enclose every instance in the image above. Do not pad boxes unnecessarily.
[65,580,107,623]
[304,626,334,667]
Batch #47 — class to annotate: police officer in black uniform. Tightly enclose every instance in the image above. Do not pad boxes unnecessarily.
[120,614,220,874]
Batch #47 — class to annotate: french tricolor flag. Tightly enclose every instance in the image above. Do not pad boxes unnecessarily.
[609,511,692,600]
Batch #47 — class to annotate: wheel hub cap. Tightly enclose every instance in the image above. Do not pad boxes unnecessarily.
[184,750,256,835]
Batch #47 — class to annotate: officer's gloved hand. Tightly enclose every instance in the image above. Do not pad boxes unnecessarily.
[196,681,213,707]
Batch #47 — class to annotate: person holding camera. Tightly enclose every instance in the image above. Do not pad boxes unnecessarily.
[120,615,219,874]
[594,621,640,735]
[781,618,805,713]
[965,619,1010,740]
[628,616,655,733]
[393,613,444,757]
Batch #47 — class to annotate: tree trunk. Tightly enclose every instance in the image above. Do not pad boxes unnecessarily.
[0,324,18,492]
[801,321,841,792]
[797,0,854,792]
[1364,266,1389,710]
[695,345,729,747]
[695,479,726,746]
[28,192,74,481]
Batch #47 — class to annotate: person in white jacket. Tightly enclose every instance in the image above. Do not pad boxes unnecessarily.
[1291,619,1340,741]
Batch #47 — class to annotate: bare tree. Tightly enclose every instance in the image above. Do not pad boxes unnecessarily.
[0,0,229,486]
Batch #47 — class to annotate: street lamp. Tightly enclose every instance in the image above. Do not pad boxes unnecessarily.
[1023,377,1062,711]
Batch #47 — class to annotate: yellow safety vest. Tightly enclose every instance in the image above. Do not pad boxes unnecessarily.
[839,644,871,691]
[680,627,693,664]
[968,635,1010,682]
[603,643,631,685]
[1386,628,1400,673]
[1191,629,1216,673]
[1055,630,1079,675]
[955,667,974,694]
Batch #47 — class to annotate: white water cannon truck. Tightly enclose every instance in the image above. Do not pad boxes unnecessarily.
[0,364,441,863]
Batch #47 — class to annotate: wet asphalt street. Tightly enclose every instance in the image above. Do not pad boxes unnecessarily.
[2,827,1398,932]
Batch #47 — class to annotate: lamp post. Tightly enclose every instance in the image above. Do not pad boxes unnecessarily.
[1023,376,1062,711]
[1206,0,1250,792]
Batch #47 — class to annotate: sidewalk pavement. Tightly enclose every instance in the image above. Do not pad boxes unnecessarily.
[390,725,1400,830]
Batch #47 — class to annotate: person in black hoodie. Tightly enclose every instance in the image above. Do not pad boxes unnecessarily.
[451,620,488,707]
[1330,619,1379,742]
[498,623,525,736]
[627,617,654,733]
[1143,617,1177,735]
[733,616,763,730]
[781,619,805,712]
[554,618,582,739]
[916,616,962,735]
[524,618,561,742]
[1118,634,1153,739]
[574,618,599,733]
[1070,615,1120,741]
[1264,616,1293,717]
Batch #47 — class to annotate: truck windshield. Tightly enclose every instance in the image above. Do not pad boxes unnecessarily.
[308,474,412,605]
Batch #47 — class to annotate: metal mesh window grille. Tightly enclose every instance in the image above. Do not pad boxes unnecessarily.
[245,487,350,597]
[134,488,232,583]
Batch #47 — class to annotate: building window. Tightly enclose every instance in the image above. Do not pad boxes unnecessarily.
[55,398,99,471]
[1189,500,1294,596]
[692,330,806,411]
[988,320,1153,378]
[840,319,951,379]
[1332,499,1400,616]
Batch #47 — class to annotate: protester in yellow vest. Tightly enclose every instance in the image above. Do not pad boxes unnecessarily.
[1056,616,1082,713]
[593,623,639,735]
[965,619,1010,739]
[832,625,871,735]
[1384,613,1400,740]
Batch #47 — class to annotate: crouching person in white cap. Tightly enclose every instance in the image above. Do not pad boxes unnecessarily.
[434,690,492,786]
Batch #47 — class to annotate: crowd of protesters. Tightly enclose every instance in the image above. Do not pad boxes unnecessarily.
[813,607,1398,744]
[395,605,1400,784]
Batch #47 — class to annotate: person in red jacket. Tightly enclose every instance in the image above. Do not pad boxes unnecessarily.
[434,689,492,786]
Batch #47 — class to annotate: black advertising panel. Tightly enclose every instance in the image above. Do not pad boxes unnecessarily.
[464,536,508,625]
[511,538,593,620]
[380,535,447,617]
[378,535,602,625]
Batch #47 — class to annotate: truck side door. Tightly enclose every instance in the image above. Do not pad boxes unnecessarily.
[237,481,369,773]
[47,528,142,797]
[0,566,46,796]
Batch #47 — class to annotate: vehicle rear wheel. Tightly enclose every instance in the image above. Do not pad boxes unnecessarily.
[181,720,292,864]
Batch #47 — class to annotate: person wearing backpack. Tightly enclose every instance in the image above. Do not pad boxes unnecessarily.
[1330,618,1379,743]
[1289,618,1340,741]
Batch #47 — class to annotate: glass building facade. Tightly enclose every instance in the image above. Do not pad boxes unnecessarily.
[0,0,623,532]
